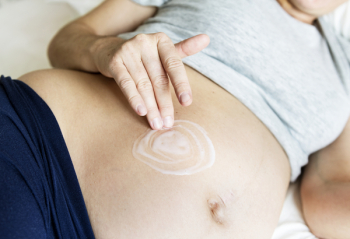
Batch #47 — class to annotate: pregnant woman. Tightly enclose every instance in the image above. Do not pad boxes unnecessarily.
[1,0,350,238]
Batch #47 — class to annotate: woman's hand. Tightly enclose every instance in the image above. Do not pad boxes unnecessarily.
[92,33,210,130]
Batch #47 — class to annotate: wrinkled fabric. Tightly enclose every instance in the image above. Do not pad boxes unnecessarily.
[120,0,350,181]
[0,76,95,239]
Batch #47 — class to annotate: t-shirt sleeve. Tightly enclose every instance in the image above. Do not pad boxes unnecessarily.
[0,154,46,239]
[130,0,170,7]
[0,76,95,239]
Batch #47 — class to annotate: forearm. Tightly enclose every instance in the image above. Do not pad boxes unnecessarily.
[47,0,157,72]
[301,155,350,239]
[48,23,124,72]
[301,117,350,239]
[48,22,99,71]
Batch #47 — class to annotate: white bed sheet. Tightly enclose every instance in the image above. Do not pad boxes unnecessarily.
[0,0,77,78]
[1,1,349,238]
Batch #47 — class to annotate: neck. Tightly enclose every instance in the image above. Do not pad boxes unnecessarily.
[277,0,317,24]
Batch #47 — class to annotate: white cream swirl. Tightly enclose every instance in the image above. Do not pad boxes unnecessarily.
[132,120,215,175]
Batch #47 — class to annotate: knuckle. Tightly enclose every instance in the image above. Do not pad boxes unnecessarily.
[147,106,160,114]
[159,103,173,112]
[164,57,183,70]
[134,34,153,49]
[155,32,169,40]
[136,79,153,92]
[134,33,148,42]
[173,81,189,90]
[152,75,169,90]
[118,77,134,91]
[127,94,140,105]
[120,42,134,53]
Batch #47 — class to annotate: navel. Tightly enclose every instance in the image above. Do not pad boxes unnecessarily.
[207,190,235,225]
[132,120,215,175]
[208,198,226,224]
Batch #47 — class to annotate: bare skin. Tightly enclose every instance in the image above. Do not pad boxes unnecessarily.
[277,0,348,24]
[301,117,350,239]
[45,0,350,238]
[48,0,210,130]
[276,1,350,238]
[19,67,290,238]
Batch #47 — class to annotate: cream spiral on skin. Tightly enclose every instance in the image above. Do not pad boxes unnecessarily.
[132,120,216,175]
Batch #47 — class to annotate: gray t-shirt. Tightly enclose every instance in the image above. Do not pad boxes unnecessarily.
[118,0,350,181]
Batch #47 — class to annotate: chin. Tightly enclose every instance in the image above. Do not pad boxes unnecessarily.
[289,0,346,15]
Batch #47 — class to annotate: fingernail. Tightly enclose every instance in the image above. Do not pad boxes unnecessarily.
[163,116,173,128]
[137,105,147,116]
[179,92,191,104]
[151,117,163,130]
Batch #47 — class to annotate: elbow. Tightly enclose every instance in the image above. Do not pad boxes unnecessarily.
[47,27,65,68]
[47,38,57,68]
[47,22,75,69]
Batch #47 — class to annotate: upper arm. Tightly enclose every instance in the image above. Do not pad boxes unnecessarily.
[74,0,158,36]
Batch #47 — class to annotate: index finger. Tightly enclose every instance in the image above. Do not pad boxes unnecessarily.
[156,33,192,106]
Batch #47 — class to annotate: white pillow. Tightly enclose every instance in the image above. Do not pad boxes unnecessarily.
[0,0,78,78]
[46,0,103,15]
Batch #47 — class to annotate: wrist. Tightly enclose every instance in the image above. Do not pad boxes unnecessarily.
[89,36,127,77]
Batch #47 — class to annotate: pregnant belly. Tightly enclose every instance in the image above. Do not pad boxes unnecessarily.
[52,65,291,239]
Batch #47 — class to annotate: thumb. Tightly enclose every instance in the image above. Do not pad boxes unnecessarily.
[175,34,210,59]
